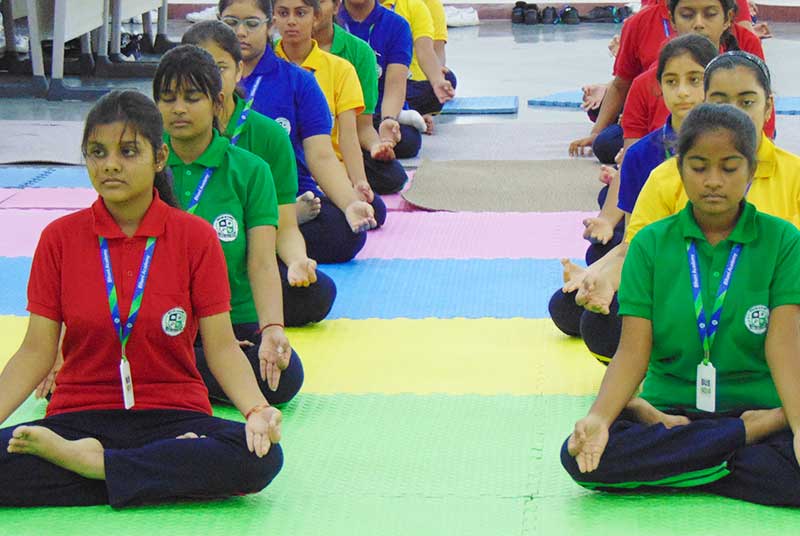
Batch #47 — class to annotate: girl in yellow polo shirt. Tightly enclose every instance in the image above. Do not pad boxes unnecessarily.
[571,51,800,363]
[272,0,388,228]
[563,103,800,507]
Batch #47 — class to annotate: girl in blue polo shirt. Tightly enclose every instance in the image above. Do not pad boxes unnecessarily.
[182,20,337,327]
[338,0,422,159]
[550,34,719,356]
[154,45,304,406]
[219,0,377,264]
[0,90,282,508]
[563,103,800,507]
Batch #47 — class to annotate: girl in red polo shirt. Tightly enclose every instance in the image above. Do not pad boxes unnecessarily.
[0,90,282,508]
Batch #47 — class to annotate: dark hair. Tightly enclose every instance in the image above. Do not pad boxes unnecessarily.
[153,44,223,131]
[219,0,272,19]
[273,0,321,13]
[704,50,772,96]
[668,0,740,52]
[82,90,178,208]
[656,34,719,83]
[182,20,243,63]
[677,103,758,175]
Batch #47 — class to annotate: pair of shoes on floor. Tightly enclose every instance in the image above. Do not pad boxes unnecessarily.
[579,5,632,23]
[0,33,29,55]
[512,2,542,24]
[444,6,480,27]
[187,6,219,23]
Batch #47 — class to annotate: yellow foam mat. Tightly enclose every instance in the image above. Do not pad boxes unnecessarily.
[0,316,606,396]
[287,318,605,396]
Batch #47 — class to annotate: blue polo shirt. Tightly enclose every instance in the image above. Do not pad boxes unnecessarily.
[241,46,332,195]
[338,3,413,108]
[618,117,676,214]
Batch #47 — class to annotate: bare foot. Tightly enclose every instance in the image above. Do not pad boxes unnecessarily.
[176,432,207,439]
[7,426,105,480]
[754,21,772,39]
[422,114,434,135]
[296,191,321,224]
[741,408,787,444]
[561,258,586,292]
[627,397,690,428]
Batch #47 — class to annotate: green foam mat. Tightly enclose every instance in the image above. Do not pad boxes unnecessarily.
[2,394,800,534]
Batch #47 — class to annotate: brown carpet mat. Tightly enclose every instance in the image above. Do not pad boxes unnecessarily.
[402,159,602,212]
[0,121,85,165]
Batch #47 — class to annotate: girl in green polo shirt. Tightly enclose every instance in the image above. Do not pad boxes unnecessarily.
[154,45,304,406]
[182,21,337,328]
[563,104,800,507]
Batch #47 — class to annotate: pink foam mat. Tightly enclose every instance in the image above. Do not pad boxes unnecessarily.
[383,170,417,212]
[0,188,96,209]
[0,209,75,257]
[359,210,595,260]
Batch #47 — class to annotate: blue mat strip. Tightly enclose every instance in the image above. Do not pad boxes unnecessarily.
[0,166,91,188]
[0,257,579,319]
[441,96,519,115]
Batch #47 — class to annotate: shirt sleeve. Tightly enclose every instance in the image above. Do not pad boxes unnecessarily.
[618,144,645,214]
[621,73,654,139]
[296,70,334,140]
[262,118,299,205]
[617,230,655,319]
[426,0,448,41]
[612,14,642,81]
[242,154,280,229]
[408,0,435,41]
[27,223,63,322]
[388,16,414,66]
[735,0,751,23]
[189,220,233,318]
[734,24,765,59]
[769,223,800,308]
[335,60,366,116]
[625,160,679,243]
[355,41,379,114]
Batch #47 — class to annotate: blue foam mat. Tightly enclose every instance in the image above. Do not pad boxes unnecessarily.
[527,91,583,109]
[0,257,580,319]
[441,96,520,115]
[0,166,91,188]
[775,96,800,116]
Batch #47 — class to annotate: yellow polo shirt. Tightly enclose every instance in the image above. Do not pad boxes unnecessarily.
[276,40,365,161]
[381,0,434,81]
[422,0,448,42]
[626,135,800,243]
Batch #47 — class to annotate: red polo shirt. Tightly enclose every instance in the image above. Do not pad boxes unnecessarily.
[621,25,771,140]
[28,191,230,417]
[640,0,753,24]
[613,1,762,83]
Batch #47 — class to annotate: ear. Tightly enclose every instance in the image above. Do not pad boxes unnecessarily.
[765,93,774,124]
[214,91,226,110]
[235,60,244,84]
[155,143,169,171]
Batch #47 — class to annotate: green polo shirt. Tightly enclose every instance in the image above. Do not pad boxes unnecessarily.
[619,201,800,412]
[224,95,299,206]
[330,23,379,115]
[166,130,279,324]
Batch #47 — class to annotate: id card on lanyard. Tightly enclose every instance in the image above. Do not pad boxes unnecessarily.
[686,239,742,412]
[230,75,263,146]
[99,236,157,409]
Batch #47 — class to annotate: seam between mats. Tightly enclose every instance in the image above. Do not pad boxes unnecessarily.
[16,167,56,188]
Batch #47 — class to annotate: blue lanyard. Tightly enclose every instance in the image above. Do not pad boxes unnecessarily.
[662,122,675,160]
[99,236,157,360]
[662,18,671,37]
[230,75,263,146]
[185,166,215,215]
[686,240,742,364]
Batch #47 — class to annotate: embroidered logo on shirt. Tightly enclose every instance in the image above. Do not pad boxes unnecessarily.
[162,307,187,336]
[213,214,239,242]
[376,63,383,79]
[744,305,769,335]
[276,117,292,135]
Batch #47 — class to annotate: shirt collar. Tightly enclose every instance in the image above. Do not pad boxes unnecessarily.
[91,189,170,239]
[275,40,325,72]
[224,95,246,138]
[754,134,776,180]
[250,46,279,77]
[165,129,229,168]
[331,24,347,55]
[679,200,758,245]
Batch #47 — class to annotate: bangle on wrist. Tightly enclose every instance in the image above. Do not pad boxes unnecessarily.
[255,322,284,336]
[245,402,270,420]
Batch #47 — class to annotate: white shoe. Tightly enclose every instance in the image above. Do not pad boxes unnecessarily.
[446,7,479,27]
[187,6,219,22]
[0,33,29,54]
[398,109,428,133]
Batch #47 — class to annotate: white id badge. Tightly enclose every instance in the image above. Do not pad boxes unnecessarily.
[696,362,716,413]
[120,359,135,409]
